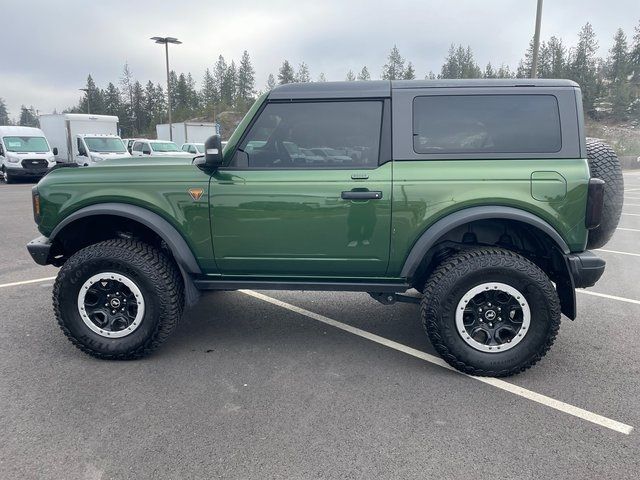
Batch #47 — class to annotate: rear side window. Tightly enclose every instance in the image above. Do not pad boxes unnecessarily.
[413,95,561,155]
[234,101,383,169]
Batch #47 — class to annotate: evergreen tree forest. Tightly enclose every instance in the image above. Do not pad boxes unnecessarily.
[2,20,640,149]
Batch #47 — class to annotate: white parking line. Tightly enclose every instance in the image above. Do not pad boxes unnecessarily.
[617,227,640,232]
[0,276,56,289]
[597,248,640,257]
[621,212,640,217]
[623,203,640,207]
[625,188,640,192]
[241,289,633,435]
[577,289,640,306]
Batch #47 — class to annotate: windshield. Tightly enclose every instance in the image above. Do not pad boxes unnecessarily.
[150,141,180,152]
[3,136,50,153]
[84,137,127,153]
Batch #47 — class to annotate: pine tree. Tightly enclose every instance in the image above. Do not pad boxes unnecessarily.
[547,36,567,78]
[130,81,146,135]
[278,60,296,84]
[631,20,640,83]
[186,73,199,112]
[517,38,535,78]
[266,73,276,90]
[403,62,416,80]
[0,98,10,125]
[426,71,437,80]
[296,62,311,82]
[119,63,135,131]
[19,105,38,127]
[346,70,356,81]
[606,28,631,120]
[357,66,370,81]
[237,51,256,104]
[569,22,599,115]
[103,82,121,117]
[496,64,515,78]
[168,70,179,117]
[441,45,481,78]
[382,45,405,80]
[201,68,217,110]
[79,75,104,114]
[484,63,496,78]
[221,61,237,107]
[317,72,327,82]
[213,56,228,103]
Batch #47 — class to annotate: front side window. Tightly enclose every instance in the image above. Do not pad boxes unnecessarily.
[132,142,143,152]
[234,101,383,168]
[84,137,127,153]
[413,95,561,155]
[3,136,50,153]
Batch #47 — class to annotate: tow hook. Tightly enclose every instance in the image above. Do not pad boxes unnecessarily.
[368,292,421,305]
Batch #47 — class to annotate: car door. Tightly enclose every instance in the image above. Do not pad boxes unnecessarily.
[210,99,392,276]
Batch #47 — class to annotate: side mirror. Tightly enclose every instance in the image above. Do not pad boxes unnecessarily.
[52,147,58,156]
[203,135,224,168]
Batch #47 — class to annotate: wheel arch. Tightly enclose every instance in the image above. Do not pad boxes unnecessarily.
[401,206,576,319]
[50,203,202,275]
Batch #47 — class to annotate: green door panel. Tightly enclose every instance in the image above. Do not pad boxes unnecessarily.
[388,159,590,275]
[210,163,392,275]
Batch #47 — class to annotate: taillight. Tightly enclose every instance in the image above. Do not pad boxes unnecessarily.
[31,186,41,224]
[585,178,605,229]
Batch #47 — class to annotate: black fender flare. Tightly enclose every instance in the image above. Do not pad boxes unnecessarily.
[51,203,202,275]
[400,206,576,319]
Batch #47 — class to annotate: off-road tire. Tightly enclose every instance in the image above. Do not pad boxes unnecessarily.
[421,247,561,377]
[53,239,184,359]
[586,138,623,249]
[1,167,13,184]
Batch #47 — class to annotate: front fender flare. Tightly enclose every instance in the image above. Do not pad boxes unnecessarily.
[50,203,202,275]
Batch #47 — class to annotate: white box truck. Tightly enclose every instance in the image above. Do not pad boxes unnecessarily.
[39,114,130,166]
[155,122,219,146]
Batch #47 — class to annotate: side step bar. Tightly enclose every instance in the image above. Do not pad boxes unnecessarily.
[193,279,410,293]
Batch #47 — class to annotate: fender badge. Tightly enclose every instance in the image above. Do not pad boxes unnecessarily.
[188,188,204,201]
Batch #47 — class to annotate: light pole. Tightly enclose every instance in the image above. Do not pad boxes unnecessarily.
[530,0,543,78]
[151,36,182,141]
[79,88,90,114]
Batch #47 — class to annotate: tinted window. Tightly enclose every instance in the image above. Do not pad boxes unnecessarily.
[132,142,143,152]
[235,101,383,168]
[413,95,561,155]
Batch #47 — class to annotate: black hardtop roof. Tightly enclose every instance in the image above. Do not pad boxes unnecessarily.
[268,78,579,100]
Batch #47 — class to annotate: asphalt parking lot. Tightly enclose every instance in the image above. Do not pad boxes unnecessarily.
[1,175,640,479]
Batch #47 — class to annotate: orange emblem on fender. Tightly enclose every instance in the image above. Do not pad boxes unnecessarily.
[188,188,204,201]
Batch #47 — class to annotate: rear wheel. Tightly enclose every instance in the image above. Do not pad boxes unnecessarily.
[421,247,560,377]
[53,239,184,359]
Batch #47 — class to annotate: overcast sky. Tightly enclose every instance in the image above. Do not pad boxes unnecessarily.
[2,0,639,118]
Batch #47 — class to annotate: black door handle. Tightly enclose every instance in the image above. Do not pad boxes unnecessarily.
[341,190,383,200]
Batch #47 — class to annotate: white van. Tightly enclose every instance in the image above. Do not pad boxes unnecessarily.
[0,126,56,183]
[130,139,193,158]
[39,113,130,166]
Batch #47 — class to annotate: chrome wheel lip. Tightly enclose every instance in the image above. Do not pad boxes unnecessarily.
[455,282,531,353]
[77,272,145,339]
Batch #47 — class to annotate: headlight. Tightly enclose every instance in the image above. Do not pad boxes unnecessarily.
[7,155,20,163]
[47,155,55,164]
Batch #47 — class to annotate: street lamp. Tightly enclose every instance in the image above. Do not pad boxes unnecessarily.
[530,0,544,78]
[151,36,182,141]
[79,88,90,114]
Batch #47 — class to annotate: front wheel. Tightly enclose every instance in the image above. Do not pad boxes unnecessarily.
[421,247,560,377]
[53,239,184,359]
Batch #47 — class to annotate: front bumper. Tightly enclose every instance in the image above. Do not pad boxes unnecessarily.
[27,235,52,265]
[567,250,605,288]
[6,166,52,178]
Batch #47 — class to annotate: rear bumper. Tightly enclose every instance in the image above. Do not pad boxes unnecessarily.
[27,235,52,265]
[567,250,605,288]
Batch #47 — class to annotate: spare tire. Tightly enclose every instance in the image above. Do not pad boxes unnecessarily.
[586,138,624,249]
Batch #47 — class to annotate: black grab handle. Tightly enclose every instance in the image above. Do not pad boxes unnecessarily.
[341,191,383,200]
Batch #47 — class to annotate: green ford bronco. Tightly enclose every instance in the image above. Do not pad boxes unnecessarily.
[27,79,623,377]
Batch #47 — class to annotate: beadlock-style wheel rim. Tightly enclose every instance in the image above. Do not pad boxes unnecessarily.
[77,272,145,338]
[455,282,530,353]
